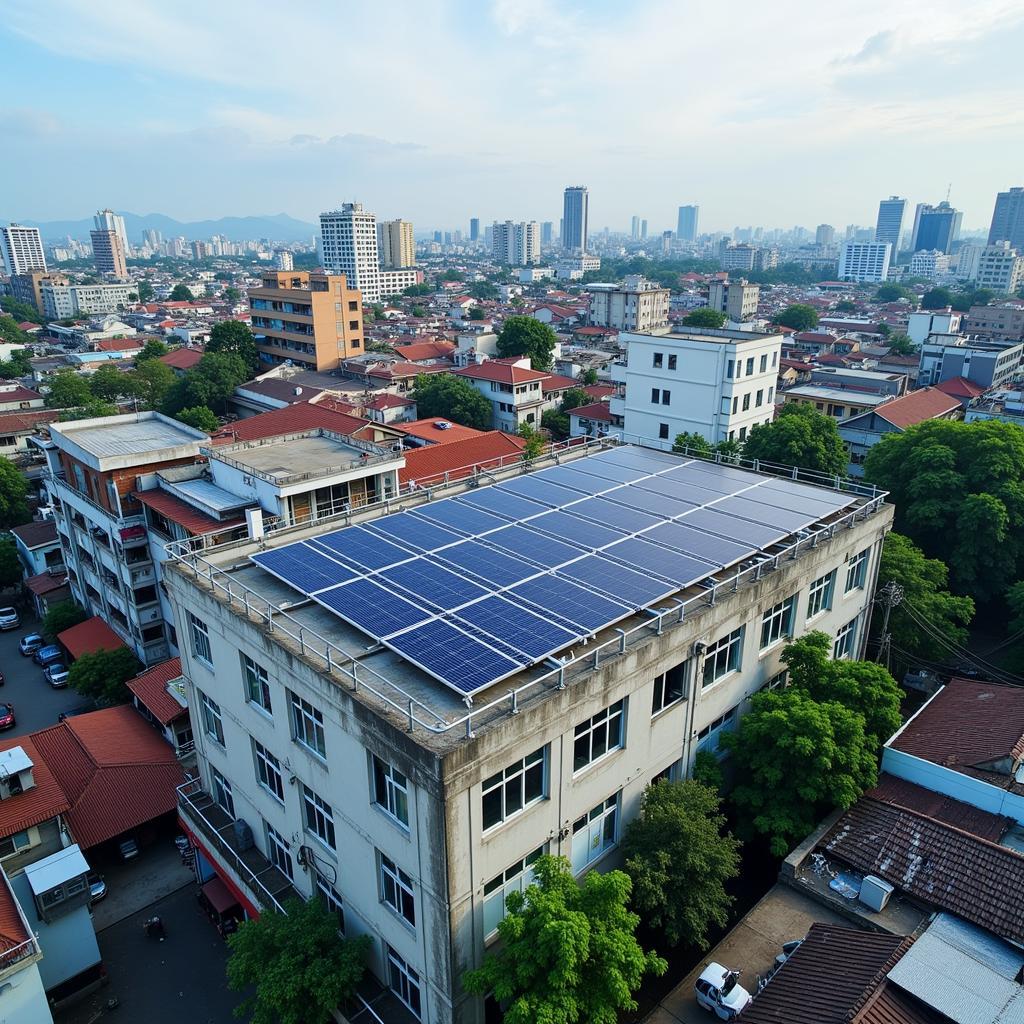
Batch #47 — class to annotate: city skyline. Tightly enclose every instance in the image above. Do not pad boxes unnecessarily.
[2,0,1022,231]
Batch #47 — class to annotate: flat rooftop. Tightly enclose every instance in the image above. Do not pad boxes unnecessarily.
[166,442,888,752]
[49,411,207,469]
[624,326,780,345]
[785,386,892,406]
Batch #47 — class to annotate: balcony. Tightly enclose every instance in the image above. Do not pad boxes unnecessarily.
[129,564,157,586]
[609,361,627,384]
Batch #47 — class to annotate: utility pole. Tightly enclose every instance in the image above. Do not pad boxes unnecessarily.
[876,580,904,670]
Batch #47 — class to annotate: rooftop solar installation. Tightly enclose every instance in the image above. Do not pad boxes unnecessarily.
[250,447,857,698]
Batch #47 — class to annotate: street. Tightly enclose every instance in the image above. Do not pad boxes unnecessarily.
[0,610,92,737]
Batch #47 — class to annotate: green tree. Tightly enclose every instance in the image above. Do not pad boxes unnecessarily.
[874,284,910,303]
[952,287,994,311]
[59,400,118,421]
[162,352,248,416]
[496,315,558,371]
[723,688,878,856]
[135,338,169,362]
[672,431,712,455]
[560,387,588,412]
[226,896,370,1024]
[623,780,740,948]
[411,373,492,430]
[128,359,176,409]
[462,855,666,1024]
[469,280,499,301]
[874,532,974,663]
[683,308,728,329]
[692,749,724,791]
[369,303,385,321]
[0,541,22,590]
[42,600,87,641]
[0,315,34,348]
[742,403,847,476]
[0,297,43,324]
[411,305,428,318]
[0,460,31,529]
[519,422,545,461]
[169,283,194,301]
[89,364,130,403]
[580,367,599,386]
[834,300,857,312]
[207,320,259,375]
[921,286,953,309]
[863,419,1024,601]
[44,369,93,409]
[137,280,154,303]
[224,286,242,302]
[541,409,570,440]
[175,406,220,433]
[468,306,486,321]
[885,332,916,355]
[439,269,463,282]
[67,647,140,704]
[774,304,820,331]
[403,282,433,296]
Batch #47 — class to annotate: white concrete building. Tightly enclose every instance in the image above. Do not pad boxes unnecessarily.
[908,250,951,279]
[492,221,541,266]
[707,278,760,323]
[93,209,129,254]
[975,242,1023,295]
[906,309,961,346]
[274,251,294,271]
[838,242,892,283]
[453,359,549,432]
[166,440,891,1024]
[0,225,46,275]
[611,327,783,444]
[320,204,382,303]
[586,276,669,332]
[40,282,134,319]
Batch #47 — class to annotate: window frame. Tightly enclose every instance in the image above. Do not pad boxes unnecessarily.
[188,612,212,666]
[242,653,272,714]
[379,853,416,928]
[570,794,619,874]
[702,628,744,687]
[845,549,869,593]
[807,569,836,619]
[834,618,858,660]
[483,844,546,939]
[573,700,626,773]
[200,691,225,746]
[210,766,234,817]
[652,660,689,716]
[302,783,337,851]
[387,945,422,1019]
[315,874,345,933]
[265,821,293,880]
[289,691,326,759]
[253,739,284,802]
[482,746,546,831]
[760,595,796,651]
[372,756,410,829]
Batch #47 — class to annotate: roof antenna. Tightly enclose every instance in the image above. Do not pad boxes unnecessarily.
[945,182,952,203]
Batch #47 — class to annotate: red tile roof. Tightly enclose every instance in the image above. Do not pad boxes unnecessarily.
[570,401,613,422]
[397,418,484,445]
[58,616,127,659]
[401,432,526,486]
[455,362,549,384]
[872,387,961,429]
[24,572,69,597]
[0,386,43,404]
[532,303,577,319]
[95,338,143,352]
[158,347,205,370]
[933,376,986,400]
[367,394,414,410]
[0,409,61,434]
[10,520,58,549]
[851,981,944,1024]
[127,658,187,726]
[0,876,30,960]
[393,341,456,362]
[0,736,71,838]
[573,326,618,336]
[541,373,580,393]
[135,488,245,538]
[210,400,373,444]
[30,706,183,849]
[793,331,837,343]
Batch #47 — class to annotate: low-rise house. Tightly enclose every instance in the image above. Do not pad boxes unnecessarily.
[400,432,526,489]
[453,358,550,432]
[569,401,623,439]
[781,384,893,421]
[126,657,192,756]
[157,346,204,376]
[0,386,44,413]
[9,521,63,579]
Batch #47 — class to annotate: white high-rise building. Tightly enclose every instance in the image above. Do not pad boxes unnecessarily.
[491,221,541,266]
[319,203,382,302]
[838,242,892,283]
[975,242,1023,294]
[274,251,294,271]
[94,209,129,255]
[0,224,46,275]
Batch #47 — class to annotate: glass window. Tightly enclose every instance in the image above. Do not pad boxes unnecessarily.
[482,747,546,830]
[387,946,421,1019]
[379,853,416,927]
[742,392,751,411]
[265,822,293,880]
[845,549,869,593]
[210,766,234,817]
[0,830,32,859]
[242,654,272,713]
[760,595,796,650]
[668,354,677,371]
[697,706,738,756]
[745,357,754,375]
[573,700,625,772]
[702,628,744,687]
[759,353,768,372]
[316,875,345,933]
[652,660,688,715]
[571,794,619,874]
[808,570,836,619]
[755,389,764,407]
[372,756,410,828]
[189,612,212,665]
[760,669,788,693]
[834,618,858,660]
[303,784,336,850]
[661,389,671,405]
[653,352,663,368]
[727,359,735,378]
[200,692,224,745]
[290,692,326,758]
[651,387,660,404]
[253,740,284,801]
[658,423,669,440]
[483,845,545,938]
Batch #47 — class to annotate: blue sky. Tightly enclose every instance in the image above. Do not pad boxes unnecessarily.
[3,0,1023,233]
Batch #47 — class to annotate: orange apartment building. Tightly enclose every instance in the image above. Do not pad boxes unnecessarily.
[247,271,364,371]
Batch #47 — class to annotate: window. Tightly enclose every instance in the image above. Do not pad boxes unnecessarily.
[745,357,754,375]
[0,830,31,859]
[379,853,416,926]
[652,659,688,715]
[290,692,326,758]
[652,759,683,785]
[662,389,671,405]
[653,352,663,368]
[265,822,293,880]
[768,386,774,402]
[668,354,677,371]
[387,946,421,1019]
[658,423,669,440]
[807,570,836,619]
[303,784,336,850]
[241,653,272,712]
[760,595,796,650]
[702,628,743,687]
[727,359,735,378]
[742,392,751,411]
[483,845,545,937]
[834,618,858,659]
[200,692,224,746]
[482,746,546,830]
[755,389,764,407]
[571,795,619,874]
[761,669,788,693]
[253,740,284,802]
[845,549,869,593]
[651,387,660,404]
[573,700,625,772]
[372,756,410,827]
[316,875,345,932]
[210,766,234,817]
[189,612,212,665]
[772,350,778,368]
[759,353,768,372]
[732,396,738,414]
[697,706,738,755]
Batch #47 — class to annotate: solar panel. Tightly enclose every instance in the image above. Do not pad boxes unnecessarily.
[602,486,693,519]
[529,510,628,550]
[366,512,463,552]
[661,463,749,496]
[455,595,579,661]
[498,476,587,508]
[311,527,413,571]
[752,479,855,517]
[413,498,508,536]
[599,446,682,470]
[712,495,819,533]
[431,542,539,588]
[602,537,718,588]
[556,460,651,485]
[631,474,724,506]
[644,521,755,567]
[459,487,549,521]
[379,559,490,612]
[485,525,583,568]
[251,543,357,594]
[316,579,431,637]
[526,465,612,493]
[558,555,677,608]
[509,575,633,632]
[569,496,663,533]
[679,507,789,547]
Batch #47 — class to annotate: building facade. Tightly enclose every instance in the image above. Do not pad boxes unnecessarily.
[961,303,1024,342]
[562,187,589,253]
[0,226,46,276]
[491,222,541,266]
[10,271,67,316]
[677,205,699,243]
[908,250,950,279]
[248,271,365,371]
[838,242,891,283]
[874,196,906,251]
[988,186,1024,248]
[974,242,1023,294]
[89,229,127,278]
[378,220,415,268]
[93,209,129,254]
[918,336,1024,389]
[707,278,760,322]
[911,202,962,254]
[40,282,133,319]
[319,204,382,303]
[586,276,669,332]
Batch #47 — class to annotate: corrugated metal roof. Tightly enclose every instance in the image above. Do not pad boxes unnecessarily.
[169,478,252,513]
[57,415,205,457]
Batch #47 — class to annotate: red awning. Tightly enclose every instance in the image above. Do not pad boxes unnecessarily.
[119,525,146,540]
[202,877,240,916]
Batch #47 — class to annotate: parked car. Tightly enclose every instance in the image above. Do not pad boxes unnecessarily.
[0,704,15,731]
[33,644,63,667]
[118,837,139,861]
[19,634,44,656]
[44,663,70,688]
[87,872,107,904]
[695,963,752,1020]
[0,608,20,631]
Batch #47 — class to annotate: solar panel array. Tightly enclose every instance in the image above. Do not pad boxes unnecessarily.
[251,447,855,697]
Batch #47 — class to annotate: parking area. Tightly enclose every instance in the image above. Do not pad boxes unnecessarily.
[0,611,90,736]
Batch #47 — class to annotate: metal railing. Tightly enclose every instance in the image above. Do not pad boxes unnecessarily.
[0,936,40,973]
[165,439,889,739]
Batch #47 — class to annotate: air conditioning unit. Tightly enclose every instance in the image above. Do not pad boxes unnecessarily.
[233,819,255,852]
[859,875,894,912]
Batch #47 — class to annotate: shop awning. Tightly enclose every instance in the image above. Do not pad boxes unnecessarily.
[202,877,240,916]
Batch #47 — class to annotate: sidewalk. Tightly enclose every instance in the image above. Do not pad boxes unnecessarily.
[91,841,195,932]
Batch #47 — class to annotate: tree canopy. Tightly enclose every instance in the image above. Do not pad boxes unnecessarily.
[227,896,370,1024]
[89,364,131,403]
[496,315,558,371]
[45,369,93,409]
[462,855,666,1024]
[207,320,259,376]
[161,352,248,416]
[884,332,916,355]
[169,283,194,301]
[742,403,847,476]
[411,373,492,430]
[129,358,176,410]
[622,779,740,948]
[67,647,140,704]
[863,419,1024,601]
[683,308,728,329]
[921,287,953,309]
[135,338,169,363]
[0,541,22,591]
[874,284,911,303]
[773,304,820,331]
[42,600,87,641]
[175,406,220,433]
[0,460,31,529]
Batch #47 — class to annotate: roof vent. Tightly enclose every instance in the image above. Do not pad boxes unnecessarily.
[434,420,452,430]
[294,386,303,396]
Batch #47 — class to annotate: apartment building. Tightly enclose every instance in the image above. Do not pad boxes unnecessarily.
[875,196,906,251]
[707,277,760,322]
[9,271,67,316]
[492,221,541,266]
[453,359,549,432]
[320,204,382,303]
[586,276,669,332]
[918,336,1024,389]
[975,242,1023,294]
[908,249,950,279]
[40,282,134,319]
[0,225,46,275]
[838,242,891,283]
[562,187,589,253]
[166,440,891,1024]
[961,303,1024,342]
[611,327,783,444]
[248,271,364,371]
[89,228,127,279]
[94,209,128,254]
[378,220,416,268]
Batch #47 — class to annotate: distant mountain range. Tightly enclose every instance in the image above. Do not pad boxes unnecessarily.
[4,212,318,244]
